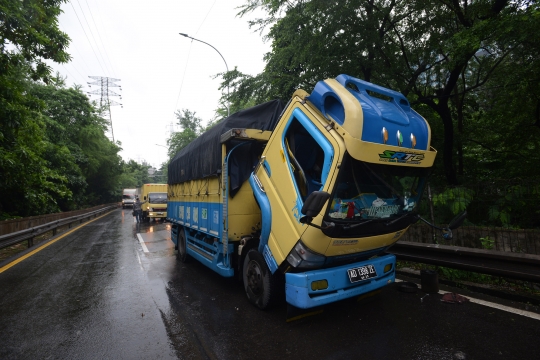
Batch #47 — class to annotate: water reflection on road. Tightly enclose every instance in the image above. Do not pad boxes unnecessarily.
[1,209,539,360]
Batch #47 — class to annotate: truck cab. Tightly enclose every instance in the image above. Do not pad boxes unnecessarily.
[122,189,137,209]
[249,75,435,309]
[138,184,168,222]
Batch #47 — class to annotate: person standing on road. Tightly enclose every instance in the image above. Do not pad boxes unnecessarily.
[133,196,146,223]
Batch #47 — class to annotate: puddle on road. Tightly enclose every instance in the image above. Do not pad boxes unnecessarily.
[135,222,174,254]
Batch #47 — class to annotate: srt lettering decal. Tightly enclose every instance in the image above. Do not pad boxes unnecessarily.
[379,150,424,164]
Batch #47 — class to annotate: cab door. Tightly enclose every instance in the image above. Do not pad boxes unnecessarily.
[253,101,336,265]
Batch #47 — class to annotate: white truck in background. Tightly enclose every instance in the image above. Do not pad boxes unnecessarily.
[122,189,137,209]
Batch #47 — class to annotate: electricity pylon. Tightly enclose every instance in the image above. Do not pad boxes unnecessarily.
[87,76,122,142]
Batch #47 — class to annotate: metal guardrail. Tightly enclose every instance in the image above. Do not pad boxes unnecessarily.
[0,205,118,251]
[388,241,540,282]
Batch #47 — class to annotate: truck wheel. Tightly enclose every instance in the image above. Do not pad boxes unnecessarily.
[177,228,190,263]
[243,249,279,309]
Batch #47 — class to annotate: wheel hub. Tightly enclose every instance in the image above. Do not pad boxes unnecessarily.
[246,260,263,295]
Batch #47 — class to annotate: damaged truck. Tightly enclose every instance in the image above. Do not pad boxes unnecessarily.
[167,74,440,311]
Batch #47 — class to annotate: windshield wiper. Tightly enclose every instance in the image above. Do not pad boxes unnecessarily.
[385,212,414,226]
[342,219,374,230]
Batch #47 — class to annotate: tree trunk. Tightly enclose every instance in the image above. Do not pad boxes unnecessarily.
[439,102,458,185]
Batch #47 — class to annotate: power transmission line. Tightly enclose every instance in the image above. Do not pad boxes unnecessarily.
[82,0,118,75]
[173,0,216,123]
[74,0,113,75]
[60,64,83,85]
[173,42,193,118]
[194,0,217,36]
[69,1,108,75]
[91,0,119,76]
[59,24,94,77]
[87,76,122,142]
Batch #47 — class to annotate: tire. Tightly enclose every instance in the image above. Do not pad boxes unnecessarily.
[243,249,280,309]
[177,227,190,263]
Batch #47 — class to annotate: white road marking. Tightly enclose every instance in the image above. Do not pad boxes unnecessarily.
[135,249,144,270]
[396,279,540,320]
[137,233,149,253]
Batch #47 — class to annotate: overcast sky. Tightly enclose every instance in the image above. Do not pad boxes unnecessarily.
[48,0,270,168]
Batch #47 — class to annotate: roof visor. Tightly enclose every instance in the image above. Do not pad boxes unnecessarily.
[307,75,430,151]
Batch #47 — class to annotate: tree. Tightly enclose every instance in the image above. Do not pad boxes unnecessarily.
[29,75,125,207]
[167,109,203,159]
[0,0,70,82]
[231,0,539,185]
[119,160,152,188]
[0,0,71,218]
[457,2,540,180]
[0,64,72,218]
[213,68,261,119]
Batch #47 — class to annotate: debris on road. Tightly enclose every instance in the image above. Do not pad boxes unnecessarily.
[441,293,469,304]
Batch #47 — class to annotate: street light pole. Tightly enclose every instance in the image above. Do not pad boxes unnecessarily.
[179,33,230,117]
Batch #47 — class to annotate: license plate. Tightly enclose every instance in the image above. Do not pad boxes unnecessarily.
[347,265,378,283]
[157,212,164,215]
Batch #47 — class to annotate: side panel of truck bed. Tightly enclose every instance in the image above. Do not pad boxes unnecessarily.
[168,175,261,241]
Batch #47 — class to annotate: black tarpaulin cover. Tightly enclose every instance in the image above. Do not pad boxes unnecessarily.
[168,100,285,195]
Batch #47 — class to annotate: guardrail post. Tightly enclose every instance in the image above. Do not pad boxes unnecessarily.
[28,236,34,248]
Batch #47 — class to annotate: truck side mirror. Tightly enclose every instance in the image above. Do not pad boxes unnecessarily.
[301,191,331,217]
[299,191,335,230]
[144,196,147,201]
[300,191,331,223]
[441,211,467,240]
[415,210,467,241]
[448,210,467,230]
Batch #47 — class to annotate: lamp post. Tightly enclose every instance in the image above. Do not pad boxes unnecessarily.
[179,33,230,117]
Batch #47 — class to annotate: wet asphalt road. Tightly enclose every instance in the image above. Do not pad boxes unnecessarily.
[1,208,539,360]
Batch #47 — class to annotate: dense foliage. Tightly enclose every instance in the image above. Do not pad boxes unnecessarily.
[0,0,137,219]
[1,0,71,218]
[226,0,540,186]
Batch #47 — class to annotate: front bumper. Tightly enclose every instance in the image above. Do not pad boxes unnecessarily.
[285,254,396,309]
[148,211,167,218]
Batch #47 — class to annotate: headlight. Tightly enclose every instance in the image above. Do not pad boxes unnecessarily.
[286,240,325,269]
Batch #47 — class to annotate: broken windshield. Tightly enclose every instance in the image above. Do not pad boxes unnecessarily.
[327,154,429,221]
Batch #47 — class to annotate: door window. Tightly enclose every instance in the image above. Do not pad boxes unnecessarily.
[282,108,333,202]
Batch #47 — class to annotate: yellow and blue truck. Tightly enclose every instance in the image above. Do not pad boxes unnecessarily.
[167,74,437,310]
[137,183,168,222]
